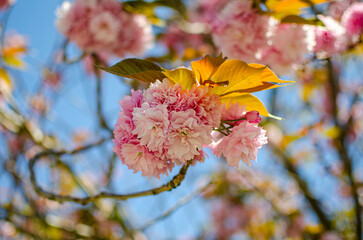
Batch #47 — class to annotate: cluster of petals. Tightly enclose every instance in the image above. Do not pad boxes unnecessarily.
[342,2,363,39]
[261,24,316,75]
[113,79,222,178]
[211,0,274,63]
[212,103,267,167]
[209,0,319,75]
[198,0,363,75]
[314,15,347,58]
[56,0,153,57]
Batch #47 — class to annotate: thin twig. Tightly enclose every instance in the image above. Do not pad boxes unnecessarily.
[137,180,213,231]
[92,53,113,133]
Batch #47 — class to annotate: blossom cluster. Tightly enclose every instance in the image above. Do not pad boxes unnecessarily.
[56,0,153,57]
[193,0,363,75]
[113,79,267,178]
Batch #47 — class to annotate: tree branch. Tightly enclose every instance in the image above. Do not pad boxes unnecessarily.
[28,139,192,205]
[271,144,333,231]
[326,58,362,240]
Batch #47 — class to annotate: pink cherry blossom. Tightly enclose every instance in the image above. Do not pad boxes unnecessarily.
[342,3,363,39]
[221,103,246,126]
[166,109,211,165]
[56,0,153,57]
[113,79,222,178]
[314,15,347,57]
[245,111,261,124]
[261,24,315,75]
[189,0,230,24]
[213,121,267,167]
[182,84,222,128]
[121,140,173,179]
[132,103,169,152]
[211,0,275,63]
[161,25,205,56]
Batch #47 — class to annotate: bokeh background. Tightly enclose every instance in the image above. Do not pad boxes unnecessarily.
[0,0,362,239]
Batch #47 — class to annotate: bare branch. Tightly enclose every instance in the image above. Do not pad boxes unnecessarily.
[28,139,192,204]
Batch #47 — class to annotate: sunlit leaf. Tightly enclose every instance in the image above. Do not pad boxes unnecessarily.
[162,67,196,89]
[220,93,283,119]
[2,46,27,56]
[191,53,227,84]
[3,55,25,69]
[266,0,330,17]
[98,58,165,83]
[0,68,12,93]
[281,135,300,148]
[211,61,293,96]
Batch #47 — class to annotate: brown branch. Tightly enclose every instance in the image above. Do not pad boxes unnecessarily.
[271,144,333,231]
[326,58,362,240]
[28,139,191,205]
[92,53,113,133]
[62,40,86,64]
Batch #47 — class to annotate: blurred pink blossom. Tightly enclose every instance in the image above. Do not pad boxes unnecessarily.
[261,24,316,75]
[314,15,347,57]
[342,2,363,40]
[56,0,153,57]
[211,0,274,63]
[0,0,15,10]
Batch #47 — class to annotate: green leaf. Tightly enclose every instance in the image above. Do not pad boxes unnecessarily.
[280,15,321,25]
[98,58,165,83]
[162,67,196,89]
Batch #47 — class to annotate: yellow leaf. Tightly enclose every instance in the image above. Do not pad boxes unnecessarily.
[281,135,300,148]
[2,46,27,56]
[265,0,330,19]
[220,93,283,119]
[211,60,264,95]
[266,0,330,17]
[162,67,197,89]
[323,126,341,139]
[191,53,227,84]
[3,55,25,69]
[211,61,293,96]
[0,68,12,93]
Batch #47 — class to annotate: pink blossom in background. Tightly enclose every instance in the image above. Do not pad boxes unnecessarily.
[261,24,315,75]
[161,25,205,56]
[314,15,347,57]
[42,69,61,89]
[211,0,274,63]
[190,0,230,24]
[0,0,15,10]
[342,2,363,39]
[327,0,357,20]
[213,121,267,167]
[56,0,153,57]
[211,199,248,239]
